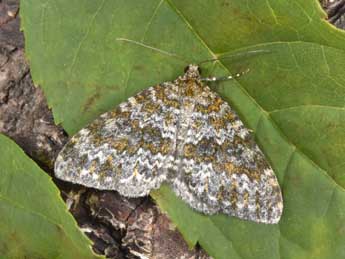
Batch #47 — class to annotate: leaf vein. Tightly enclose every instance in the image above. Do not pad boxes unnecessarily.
[69,0,106,73]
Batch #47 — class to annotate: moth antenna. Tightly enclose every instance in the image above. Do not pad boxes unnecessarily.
[200,68,250,82]
[116,38,188,62]
[198,49,271,66]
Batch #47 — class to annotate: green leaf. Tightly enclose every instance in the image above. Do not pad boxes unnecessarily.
[0,135,100,259]
[20,0,345,258]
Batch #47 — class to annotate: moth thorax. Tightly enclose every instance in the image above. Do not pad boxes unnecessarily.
[184,80,204,97]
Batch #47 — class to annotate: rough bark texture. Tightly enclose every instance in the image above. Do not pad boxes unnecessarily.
[322,0,345,29]
[0,0,343,258]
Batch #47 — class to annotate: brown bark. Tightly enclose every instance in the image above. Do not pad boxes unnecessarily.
[322,0,345,29]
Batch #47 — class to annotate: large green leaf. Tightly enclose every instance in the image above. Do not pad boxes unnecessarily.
[21,0,345,258]
[0,135,100,259]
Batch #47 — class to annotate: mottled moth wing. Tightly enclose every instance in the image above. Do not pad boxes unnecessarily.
[55,83,180,197]
[170,85,283,224]
[55,64,283,224]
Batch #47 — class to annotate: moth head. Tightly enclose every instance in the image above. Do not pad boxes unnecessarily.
[184,64,201,79]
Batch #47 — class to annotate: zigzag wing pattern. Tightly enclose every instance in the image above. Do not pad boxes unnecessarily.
[55,65,283,223]
[55,82,180,197]
[170,83,283,224]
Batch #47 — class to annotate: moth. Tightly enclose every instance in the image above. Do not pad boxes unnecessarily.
[55,64,283,224]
